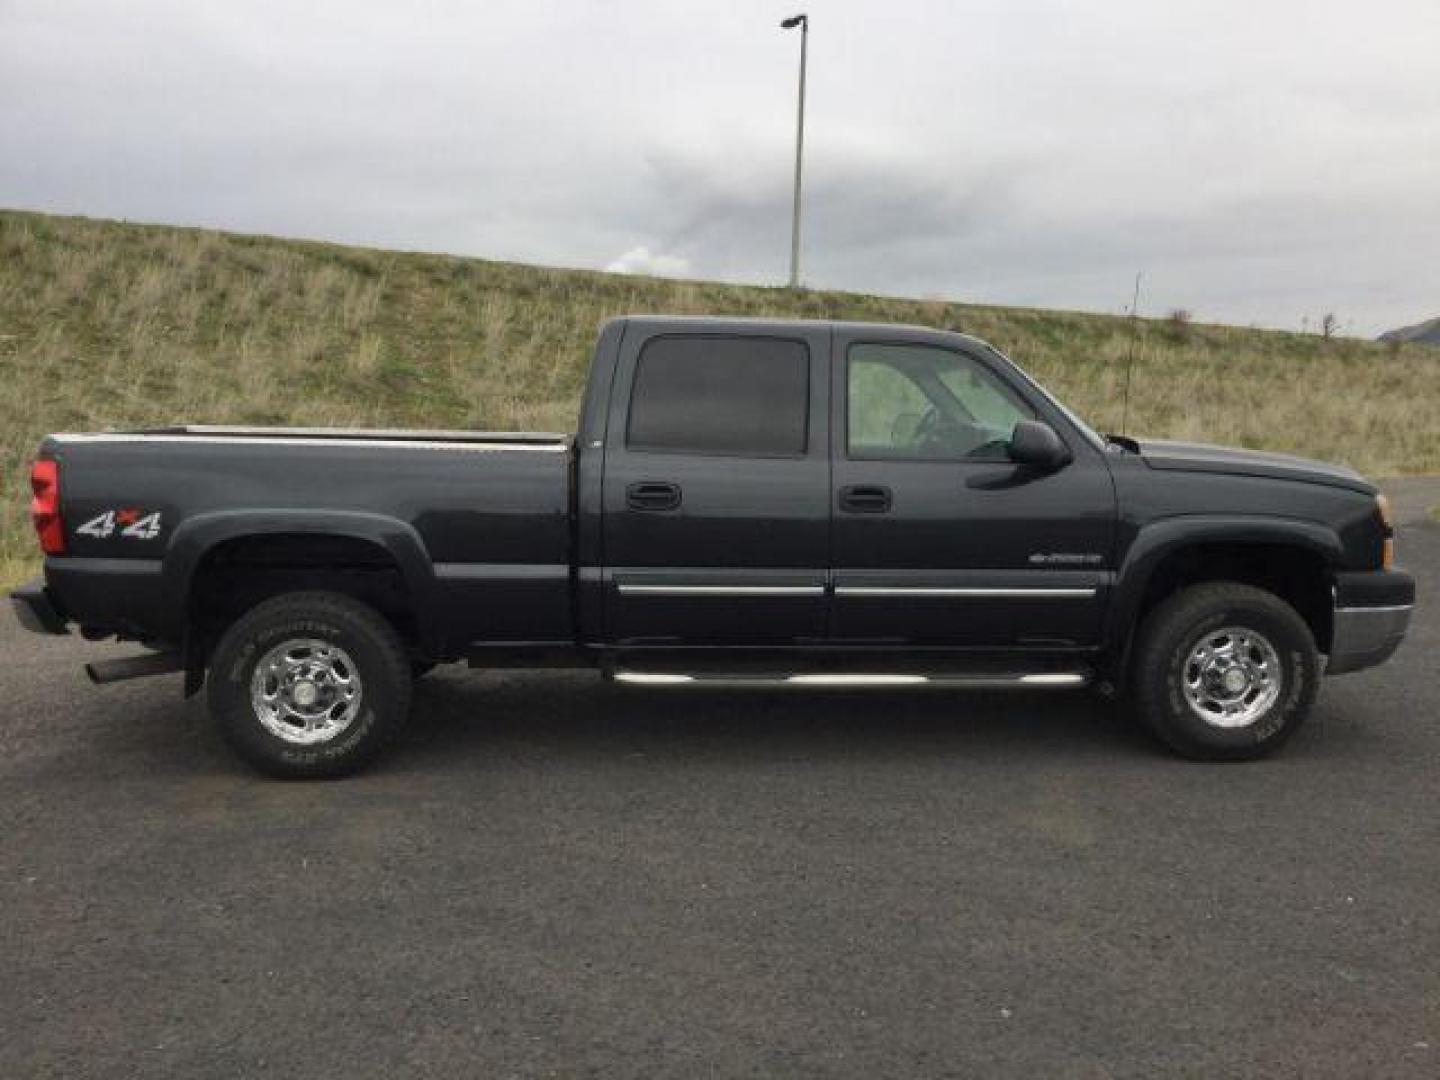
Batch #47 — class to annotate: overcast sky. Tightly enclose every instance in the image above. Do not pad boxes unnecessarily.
[3,0,1437,335]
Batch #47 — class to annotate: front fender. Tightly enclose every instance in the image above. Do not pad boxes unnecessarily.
[1105,514,1344,662]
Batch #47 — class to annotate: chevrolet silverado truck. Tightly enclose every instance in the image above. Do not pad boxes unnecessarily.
[11,316,1415,776]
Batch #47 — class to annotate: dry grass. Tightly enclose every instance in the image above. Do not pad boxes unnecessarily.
[3,208,1438,585]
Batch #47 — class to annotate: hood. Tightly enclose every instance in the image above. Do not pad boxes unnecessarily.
[1134,438,1374,494]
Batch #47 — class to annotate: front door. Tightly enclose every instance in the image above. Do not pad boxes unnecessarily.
[829,331,1116,648]
[602,325,832,646]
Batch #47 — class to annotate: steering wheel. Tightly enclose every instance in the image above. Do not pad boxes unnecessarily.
[915,407,1002,457]
[912,406,942,447]
[913,407,968,455]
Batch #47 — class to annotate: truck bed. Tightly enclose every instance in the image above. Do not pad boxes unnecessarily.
[39,426,578,653]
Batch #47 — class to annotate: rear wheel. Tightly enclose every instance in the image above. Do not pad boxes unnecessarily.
[208,591,411,778]
[1132,582,1319,760]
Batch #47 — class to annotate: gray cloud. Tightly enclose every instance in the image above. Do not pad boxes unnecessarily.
[2,0,1437,334]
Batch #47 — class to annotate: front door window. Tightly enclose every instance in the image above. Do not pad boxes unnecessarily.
[847,343,1034,461]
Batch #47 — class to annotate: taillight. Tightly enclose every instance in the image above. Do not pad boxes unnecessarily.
[1376,492,1395,570]
[30,459,65,555]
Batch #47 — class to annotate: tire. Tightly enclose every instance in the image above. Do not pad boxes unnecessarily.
[1132,581,1319,760]
[208,591,412,778]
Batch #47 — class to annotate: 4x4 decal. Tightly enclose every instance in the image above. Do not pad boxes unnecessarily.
[76,509,163,541]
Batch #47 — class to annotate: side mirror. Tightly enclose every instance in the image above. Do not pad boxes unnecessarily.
[1007,420,1072,469]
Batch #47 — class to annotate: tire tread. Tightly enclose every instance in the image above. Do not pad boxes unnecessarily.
[208,591,411,778]
[1132,581,1319,761]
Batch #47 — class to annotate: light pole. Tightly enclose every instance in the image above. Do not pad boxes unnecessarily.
[781,13,808,289]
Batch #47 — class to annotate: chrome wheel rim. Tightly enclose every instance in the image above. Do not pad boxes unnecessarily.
[250,639,364,745]
[1182,625,1282,729]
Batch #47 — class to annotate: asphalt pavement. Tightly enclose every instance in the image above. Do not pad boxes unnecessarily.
[2,483,1437,1078]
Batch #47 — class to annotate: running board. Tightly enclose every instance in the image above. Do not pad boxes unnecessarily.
[611,670,1089,689]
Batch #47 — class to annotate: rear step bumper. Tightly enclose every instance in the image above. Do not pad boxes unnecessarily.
[611,670,1090,689]
[10,577,68,635]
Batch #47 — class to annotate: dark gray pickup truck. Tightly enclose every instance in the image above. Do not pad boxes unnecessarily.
[12,316,1414,776]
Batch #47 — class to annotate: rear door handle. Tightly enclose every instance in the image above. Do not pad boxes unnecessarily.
[838,485,892,514]
[627,481,682,512]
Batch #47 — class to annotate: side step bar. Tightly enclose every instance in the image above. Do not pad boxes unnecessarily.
[86,651,184,685]
[612,670,1089,689]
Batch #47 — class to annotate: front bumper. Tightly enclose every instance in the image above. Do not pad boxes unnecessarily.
[9,577,69,636]
[1328,569,1415,675]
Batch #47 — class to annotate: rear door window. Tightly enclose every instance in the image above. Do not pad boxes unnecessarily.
[627,336,809,456]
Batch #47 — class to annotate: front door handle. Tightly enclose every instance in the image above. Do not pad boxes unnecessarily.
[838,485,892,514]
[627,481,682,512]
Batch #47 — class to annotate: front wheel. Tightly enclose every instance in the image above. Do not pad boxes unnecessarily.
[208,591,412,778]
[1132,582,1319,760]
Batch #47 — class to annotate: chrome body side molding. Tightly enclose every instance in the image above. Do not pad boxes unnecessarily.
[616,585,826,597]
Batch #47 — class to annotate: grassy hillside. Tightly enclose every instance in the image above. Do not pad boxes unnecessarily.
[2,208,1437,583]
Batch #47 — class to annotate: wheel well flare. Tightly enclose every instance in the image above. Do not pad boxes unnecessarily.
[187,533,417,645]
[1136,542,1333,652]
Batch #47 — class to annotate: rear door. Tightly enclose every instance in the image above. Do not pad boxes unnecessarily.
[601,323,831,646]
[829,329,1116,648]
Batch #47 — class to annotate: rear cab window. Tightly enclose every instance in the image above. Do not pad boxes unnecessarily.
[627,336,810,456]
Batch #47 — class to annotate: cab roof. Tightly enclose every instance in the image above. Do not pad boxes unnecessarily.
[610,314,1000,355]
